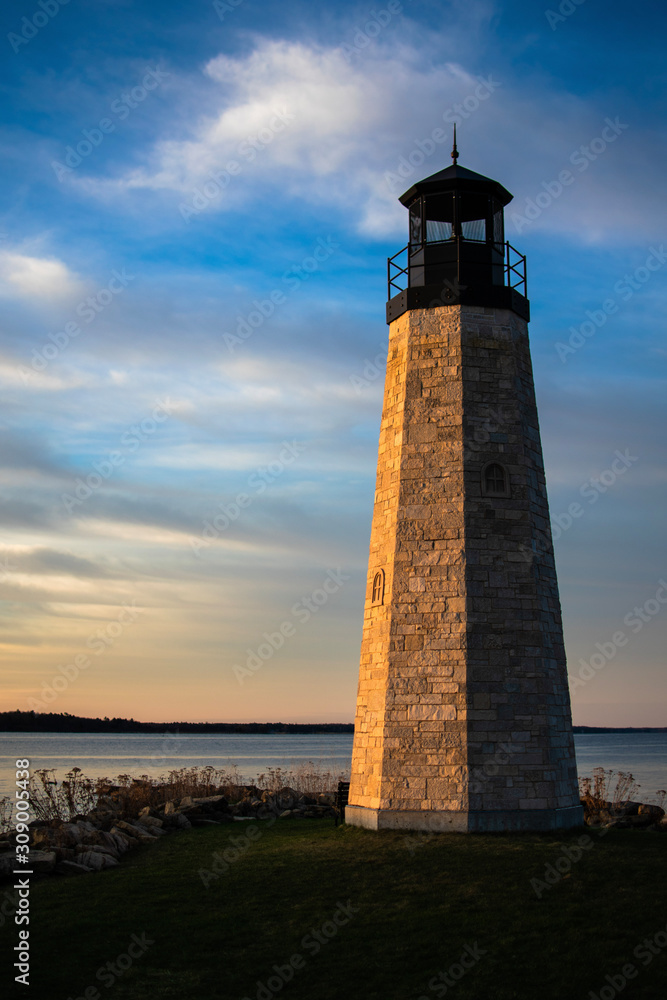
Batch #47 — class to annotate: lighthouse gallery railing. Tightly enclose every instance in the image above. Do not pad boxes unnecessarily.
[387,238,527,300]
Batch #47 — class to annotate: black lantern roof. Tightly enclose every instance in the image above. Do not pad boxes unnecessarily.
[399,162,513,209]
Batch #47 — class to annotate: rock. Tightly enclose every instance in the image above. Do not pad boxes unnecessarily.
[193,795,228,808]
[79,840,120,861]
[279,810,293,819]
[257,805,280,821]
[231,798,260,817]
[114,820,159,843]
[138,814,164,830]
[161,811,184,829]
[163,801,176,815]
[61,823,84,846]
[614,800,642,816]
[77,850,119,871]
[169,813,191,830]
[75,820,98,835]
[109,832,131,853]
[178,795,230,820]
[85,811,114,829]
[114,819,143,835]
[30,827,60,849]
[133,829,161,843]
[31,851,57,874]
[55,860,93,876]
[75,828,107,848]
[99,831,123,856]
[628,814,655,828]
[275,787,298,810]
[110,826,139,846]
[97,794,122,811]
[638,803,665,820]
[209,811,233,823]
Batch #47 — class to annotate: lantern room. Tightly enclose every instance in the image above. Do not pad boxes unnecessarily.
[387,140,529,323]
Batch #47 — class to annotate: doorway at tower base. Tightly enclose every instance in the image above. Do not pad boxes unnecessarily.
[344,804,584,832]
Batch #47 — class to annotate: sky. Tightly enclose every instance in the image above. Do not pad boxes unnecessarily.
[0,0,665,725]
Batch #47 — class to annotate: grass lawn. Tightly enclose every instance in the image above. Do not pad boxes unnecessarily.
[2,819,666,999]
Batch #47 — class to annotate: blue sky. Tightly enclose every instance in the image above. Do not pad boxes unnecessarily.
[0,0,665,724]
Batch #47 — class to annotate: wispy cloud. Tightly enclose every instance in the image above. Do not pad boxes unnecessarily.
[57,34,665,245]
[0,249,86,303]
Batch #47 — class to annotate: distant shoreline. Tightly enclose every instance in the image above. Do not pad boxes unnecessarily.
[0,711,665,734]
[0,711,353,734]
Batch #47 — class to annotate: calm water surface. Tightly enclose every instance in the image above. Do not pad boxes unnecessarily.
[0,732,353,800]
[1,731,666,802]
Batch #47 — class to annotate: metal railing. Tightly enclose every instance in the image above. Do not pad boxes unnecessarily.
[387,238,527,299]
[505,242,527,294]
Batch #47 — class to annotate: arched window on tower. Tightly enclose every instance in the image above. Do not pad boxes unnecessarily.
[482,462,510,498]
[371,569,385,606]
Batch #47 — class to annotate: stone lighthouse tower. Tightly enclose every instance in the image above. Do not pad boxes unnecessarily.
[346,142,583,832]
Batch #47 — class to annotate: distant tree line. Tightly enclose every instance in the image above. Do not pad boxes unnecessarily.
[0,711,663,735]
[0,710,355,734]
[572,725,666,733]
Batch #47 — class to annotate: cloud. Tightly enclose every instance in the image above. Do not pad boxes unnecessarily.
[0,250,86,304]
[73,40,503,234]
[0,546,115,580]
[66,34,665,245]
[0,429,65,479]
[0,492,60,532]
[0,358,95,392]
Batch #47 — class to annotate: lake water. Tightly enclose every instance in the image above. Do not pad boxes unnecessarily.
[1,731,666,803]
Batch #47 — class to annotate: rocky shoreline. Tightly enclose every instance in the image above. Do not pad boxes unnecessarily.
[582,798,665,829]
[0,784,338,881]
[2,787,665,883]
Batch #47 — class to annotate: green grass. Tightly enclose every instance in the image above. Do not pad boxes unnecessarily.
[2,820,666,999]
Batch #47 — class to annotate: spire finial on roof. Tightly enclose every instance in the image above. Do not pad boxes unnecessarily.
[451,124,459,164]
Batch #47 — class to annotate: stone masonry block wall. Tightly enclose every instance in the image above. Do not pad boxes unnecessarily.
[348,304,580,820]
[460,307,579,813]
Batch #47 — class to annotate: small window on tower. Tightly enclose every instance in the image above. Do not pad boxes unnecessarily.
[371,569,385,606]
[482,462,510,497]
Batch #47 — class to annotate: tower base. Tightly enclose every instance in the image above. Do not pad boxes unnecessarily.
[345,804,584,833]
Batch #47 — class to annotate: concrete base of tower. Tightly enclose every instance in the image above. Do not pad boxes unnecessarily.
[344,804,584,833]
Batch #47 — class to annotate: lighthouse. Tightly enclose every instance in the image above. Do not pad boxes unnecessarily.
[345,139,583,832]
